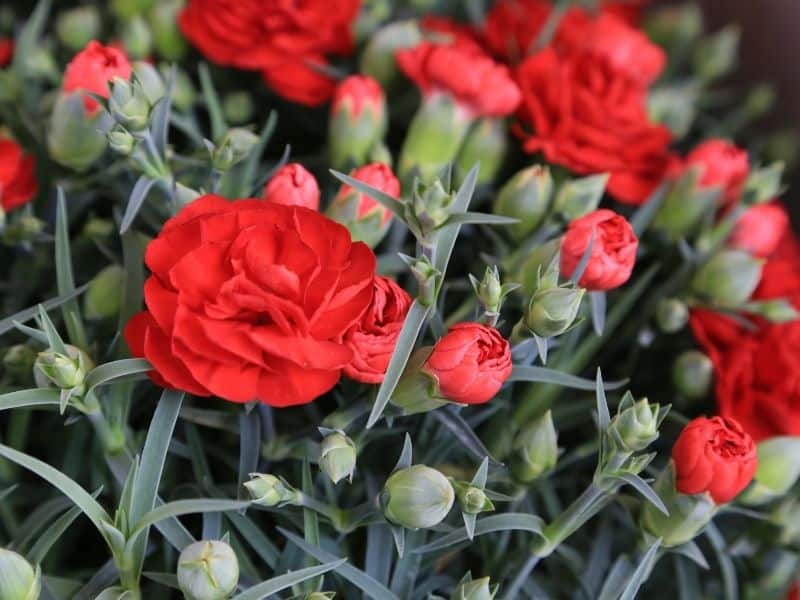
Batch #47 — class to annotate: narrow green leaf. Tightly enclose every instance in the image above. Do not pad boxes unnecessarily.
[597,556,634,600]
[198,63,226,142]
[590,291,606,336]
[129,499,250,542]
[37,305,68,356]
[508,366,627,391]
[393,433,413,472]
[671,540,710,570]
[0,388,61,411]
[142,572,180,590]
[463,512,477,541]
[12,0,51,75]
[0,287,89,337]
[55,189,88,349]
[12,321,48,345]
[705,523,738,600]
[441,212,519,228]
[616,473,668,516]
[237,410,261,501]
[366,300,430,428]
[231,559,346,600]
[413,513,545,554]
[278,528,399,600]
[630,183,668,236]
[432,163,478,275]
[120,176,157,234]
[226,513,279,569]
[301,459,321,592]
[569,230,595,285]
[471,457,489,488]
[84,359,152,395]
[329,170,406,220]
[28,489,102,563]
[595,369,610,430]
[117,230,145,347]
[242,110,278,197]
[619,537,662,600]
[431,408,501,466]
[151,65,175,154]
[390,524,405,558]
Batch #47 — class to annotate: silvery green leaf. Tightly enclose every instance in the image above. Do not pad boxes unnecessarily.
[0,286,88,337]
[198,63,226,141]
[0,388,61,411]
[508,366,626,392]
[231,559,346,600]
[329,169,406,220]
[120,176,157,234]
[619,537,662,600]
[414,513,545,554]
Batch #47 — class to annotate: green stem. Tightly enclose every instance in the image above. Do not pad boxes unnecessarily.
[532,482,609,558]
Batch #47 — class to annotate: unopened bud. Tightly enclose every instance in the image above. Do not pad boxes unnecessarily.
[133,62,166,105]
[450,575,498,600]
[319,431,357,484]
[691,250,764,309]
[84,265,125,320]
[772,498,800,546]
[244,473,298,507]
[2,216,45,245]
[3,345,37,382]
[83,218,114,239]
[399,254,441,307]
[656,298,689,333]
[33,345,94,390]
[108,127,136,155]
[472,266,504,316]
[382,465,455,529]
[511,410,558,483]
[523,285,585,338]
[455,117,508,185]
[48,92,111,172]
[739,437,800,505]
[149,0,188,61]
[329,75,387,171]
[652,168,717,240]
[55,6,101,51]
[177,540,239,600]
[223,92,255,125]
[109,77,151,131]
[553,173,608,221]
[213,128,259,171]
[609,395,660,453]
[515,238,561,297]
[412,177,454,234]
[452,482,494,515]
[672,350,713,400]
[493,166,553,240]
[0,548,39,600]
[360,20,422,89]
[120,15,153,60]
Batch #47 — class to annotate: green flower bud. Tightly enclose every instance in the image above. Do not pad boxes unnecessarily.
[319,431,357,484]
[84,265,125,320]
[82,218,114,239]
[0,548,40,600]
[34,345,94,391]
[109,78,151,131]
[739,437,800,505]
[646,5,702,50]
[450,576,498,600]
[647,83,698,139]
[23,46,58,81]
[133,61,166,105]
[382,465,455,529]
[452,482,494,515]
[640,464,717,547]
[455,117,508,185]
[511,410,558,483]
[472,266,504,317]
[655,298,689,333]
[399,94,473,184]
[360,20,422,89]
[108,127,136,156]
[121,15,153,60]
[672,350,713,400]
[691,250,764,309]
[148,0,188,60]
[177,540,239,600]
[411,177,454,235]
[652,168,717,240]
[244,473,298,507]
[609,396,660,453]
[399,254,441,307]
[223,92,255,126]
[693,25,740,83]
[553,173,608,221]
[48,92,111,172]
[329,75,387,171]
[493,165,553,240]
[391,347,449,415]
[55,6,101,51]
[523,285,585,338]
[516,238,561,297]
[2,345,37,382]
[213,128,259,171]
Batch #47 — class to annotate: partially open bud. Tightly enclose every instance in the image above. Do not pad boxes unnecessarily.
[55,6,101,51]
[84,265,125,320]
[212,128,259,171]
[48,92,112,172]
[329,75,387,170]
[739,437,800,505]
[510,410,558,483]
[450,575,498,600]
[223,92,255,125]
[382,465,455,529]
[319,431,357,484]
[0,548,40,600]
[359,20,422,89]
[523,284,585,338]
[34,345,94,391]
[656,298,689,333]
[452,482,494,515]
[455,117,508,185]
[109,77,151,131]
[244,473,298,507]
[493,165,553,240]
[2,345,37,383]
[672,350,713,400]
[177,540,239,600]
[608,395,660,453]
[552,173,608,221]
[691,250,764,309]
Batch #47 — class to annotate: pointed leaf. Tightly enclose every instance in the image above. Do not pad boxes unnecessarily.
[414,513,545,554]
[84,359,152,395]
[671,540,710,570]
[329,169,406,220]
[432,163,478,275]
[508,366,627,391]
[231,559,346,600]
[616,473,669,516]
[595,369,611,430]
[198,63,226,141]
[391,524,405,557]
[431,408,501,466]
[241,111,278,197]
[619,537,662,600]
[120,176,158,234]
[129,499,249,543]
[471,457,489,488]
[55,189,88,349]
[393,433,413,472]
[533,334,548,364]
[570,230,595,285]
[237,410,261,501]
[151,65,175,154]
[0,388,61,411]
[630,184,668,236]
[463,512,476,541]
[37,305,68,356]
[590,291,606,336]
[12,0,51,75]
[442,212,519,228]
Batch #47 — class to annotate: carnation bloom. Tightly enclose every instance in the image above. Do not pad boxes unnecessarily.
[125,195,377,407]
[0,37,13,67]
[729,201,789,258]
[672,416,757,504]
[396,41,521,117]
[0,137,38,212]
[683,139,749,205]
[179,0,360,105]
[560,209,639,291]
[63,40,132,113]
[424,323,512,404]
[343,276,412,384]
[263,163,320,211]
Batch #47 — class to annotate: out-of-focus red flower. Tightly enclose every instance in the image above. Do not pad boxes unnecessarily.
[682,139,750,206]
[263,163,320,211]
[63,40,132,113]
[332,75,385,120]
[0,38,13,67]
[729,202,789,258]
[0,137,38,212]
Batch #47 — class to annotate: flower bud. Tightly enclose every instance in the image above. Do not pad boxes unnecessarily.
[640,464,717,547]
[148,0,188,61]
[523,285,585,338]
[34,345,94,391]
[223,91,255,126]
[473,266,503,316]
[108,127,136,156]
[177,540,239,600]
[319,431,357,484]
[264,163,320,211]
[411,177,454,234]
[212,128,259,171]
[655,298,689,333]
[452,482,494,515]
[244,473,298,507]
[691,250,764,309]
[0,548,40,600]
[382,465,455,529]
[391,347,449,415]
[48,92,111,172]
[553,173,608,221]
[672,350,713,400]
[360,20,422,89]
[455,117,508,185]
[133,61,166,105]
[399,94,473,184]
[329,75,387,171]
[121,15,153,60]
[109,77,151,131]
[84,265,125,320]
[400,254,441,307]
[652,169,717,240]
[510,410,558,483]
[450,576,498,600]
[55,6,101,51]
[2,345,37,382]
[739,437,800,505]
[516,238,561,297]
[493,166,553,240]
[609,396,660,453]
[83,217,115,239]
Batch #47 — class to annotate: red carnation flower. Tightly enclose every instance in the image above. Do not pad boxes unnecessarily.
[0,37,13,67]
[0,137,38,213]
[729,201,789,258]
[332,75,385,120]
[263,163,320,211]
[63,41,132,113]
[682,139,749,206]
[125,195,377,407]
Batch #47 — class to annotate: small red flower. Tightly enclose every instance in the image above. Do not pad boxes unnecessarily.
[672,416,757,504]
[333,163,400,226]
[332,75,385,120]
[729,202,789,258]
[560,209,639,291]
[344,276,412,384]
[0,137,38,212]
[63,40,132,113]
[263,163,320,211]
[0,37,13,67]
[424,323,512,404]
[683,139,749,205]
